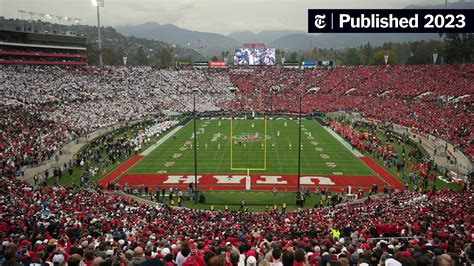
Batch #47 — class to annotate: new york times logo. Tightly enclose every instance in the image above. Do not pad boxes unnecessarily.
[308,9,474,33]
[314,14,326,29]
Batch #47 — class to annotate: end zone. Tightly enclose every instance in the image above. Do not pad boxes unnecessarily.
[115,173,386,192]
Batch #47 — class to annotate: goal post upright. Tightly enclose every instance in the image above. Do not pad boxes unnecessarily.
[230,115,233,169]
[263,114,267,170]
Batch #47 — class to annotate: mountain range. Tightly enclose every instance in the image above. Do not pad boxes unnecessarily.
[116,2,473,56]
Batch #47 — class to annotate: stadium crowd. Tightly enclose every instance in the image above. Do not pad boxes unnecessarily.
[328,121,444,191]
[232,65,473,164]
[0,174,473,266]
[0,66,232,176]
[37,119,179,187]
[228,65,472,156]
[1,64,472,177]
[0,64,473,266]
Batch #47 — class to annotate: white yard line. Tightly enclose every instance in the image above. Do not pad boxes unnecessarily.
[321,126,363,157]
[140,126,183,156]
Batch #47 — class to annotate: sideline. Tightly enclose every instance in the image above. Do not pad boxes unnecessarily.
[106,190,387,212]
[321,126,363,157]
[18,117,153,183]
[140,126,183,156]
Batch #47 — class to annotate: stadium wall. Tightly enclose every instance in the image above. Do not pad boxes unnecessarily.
[315,117,328,126]
[18,114,162,183]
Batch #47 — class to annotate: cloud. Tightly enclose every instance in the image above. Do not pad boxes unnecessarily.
[1,0,456,34]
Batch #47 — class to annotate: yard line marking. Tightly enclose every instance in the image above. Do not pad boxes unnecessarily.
[140,125,183,156]
[321,125,363,157]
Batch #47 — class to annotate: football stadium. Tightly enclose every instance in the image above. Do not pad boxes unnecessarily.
[0,1,473,266]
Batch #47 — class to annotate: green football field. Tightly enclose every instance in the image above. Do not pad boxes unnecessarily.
[127,118,373,176]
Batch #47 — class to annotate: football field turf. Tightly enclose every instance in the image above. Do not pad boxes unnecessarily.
[127,118,373,176]
[103,117,407,194]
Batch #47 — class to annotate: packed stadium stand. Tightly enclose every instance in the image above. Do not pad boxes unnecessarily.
[0,173,473,265]
[0,64,473,266]
[0,29,87,65]
[1,1,474,264]
[1,65,472,177]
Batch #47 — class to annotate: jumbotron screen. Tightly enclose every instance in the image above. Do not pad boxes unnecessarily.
[234,48,276,65]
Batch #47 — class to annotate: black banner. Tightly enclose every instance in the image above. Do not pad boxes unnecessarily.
[283,60,299,66]
[193,61,209,66]
[308,9,474,33]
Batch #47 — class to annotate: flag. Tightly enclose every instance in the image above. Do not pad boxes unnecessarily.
[330,227,340,240]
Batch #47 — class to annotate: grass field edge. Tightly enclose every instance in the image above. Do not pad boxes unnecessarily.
[98,155,144,186]
[140,125,184,156]
[359,156,405,189]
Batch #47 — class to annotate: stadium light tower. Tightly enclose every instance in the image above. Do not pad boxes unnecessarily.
[192,87,201,202]
[38,13,45,33]
[18,10,27,31]
[297,87,318,193]
[75,18,82,34]
[433,49,438,64]
[92,0,104,66]
[28,12,35,32]
[56,16,63,34]
[46,14,53,34]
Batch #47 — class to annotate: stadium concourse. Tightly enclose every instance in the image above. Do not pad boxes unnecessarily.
[0,64,473,265]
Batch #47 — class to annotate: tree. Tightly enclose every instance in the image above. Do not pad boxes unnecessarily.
[391,42,412,65]
[369,50,398,65]
[211,56,219,62]
[86,43,100,65]
[116,47,125,66]
[102,47,124,65]
[406,40,443,65]
[290,52,297,61]
[362,42,374,65]
[158,47,173,67]
[442,33,474,63]
[343,48,361,66]
[136,46,148,66]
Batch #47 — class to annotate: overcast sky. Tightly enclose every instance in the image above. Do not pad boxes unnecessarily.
[0,0,470,35]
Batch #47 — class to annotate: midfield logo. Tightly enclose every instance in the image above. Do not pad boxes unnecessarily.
[232,133,271,142]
